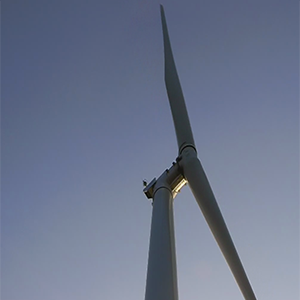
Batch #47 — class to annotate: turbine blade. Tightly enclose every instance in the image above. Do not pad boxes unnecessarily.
[160,5,195,153]
[181,149,257,300]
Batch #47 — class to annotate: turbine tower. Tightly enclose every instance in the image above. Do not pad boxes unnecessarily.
[143,5,257,300]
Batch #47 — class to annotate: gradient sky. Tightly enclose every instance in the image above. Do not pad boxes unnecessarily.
[2,1,299,300]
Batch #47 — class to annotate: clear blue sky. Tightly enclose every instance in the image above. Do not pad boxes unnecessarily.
[2,1,299,299]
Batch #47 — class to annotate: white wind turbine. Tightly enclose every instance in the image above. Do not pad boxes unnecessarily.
[143,5,257,300]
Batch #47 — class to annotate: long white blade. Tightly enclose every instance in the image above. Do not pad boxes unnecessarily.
[181,149,257,300]
[161,5,195,153]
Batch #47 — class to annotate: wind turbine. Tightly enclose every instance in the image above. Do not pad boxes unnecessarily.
[143,5,257,300]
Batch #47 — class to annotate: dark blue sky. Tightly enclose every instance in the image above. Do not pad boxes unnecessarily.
[2,1,299,299]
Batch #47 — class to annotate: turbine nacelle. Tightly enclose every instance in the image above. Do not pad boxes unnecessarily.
[143,156,187,201]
